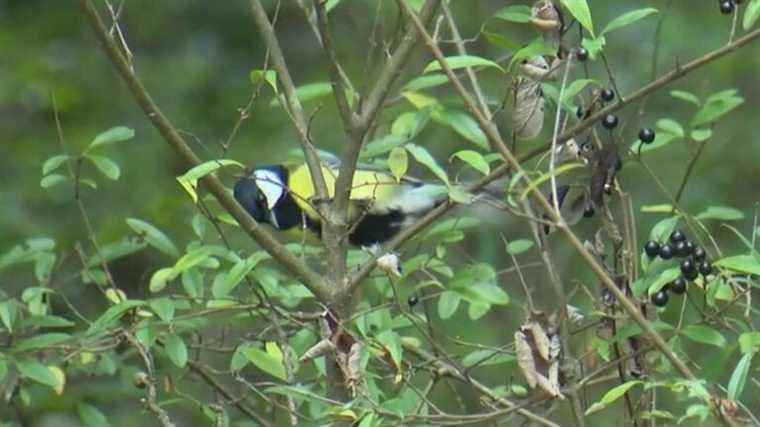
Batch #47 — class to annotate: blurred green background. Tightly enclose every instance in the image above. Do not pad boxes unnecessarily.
[2,0,760,425]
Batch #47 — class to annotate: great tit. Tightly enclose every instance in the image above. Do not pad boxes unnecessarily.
[233,162,448,246]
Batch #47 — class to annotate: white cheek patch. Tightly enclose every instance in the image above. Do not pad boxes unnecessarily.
[253,170,285,210]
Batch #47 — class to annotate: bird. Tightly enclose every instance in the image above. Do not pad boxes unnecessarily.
[233,160,449,246]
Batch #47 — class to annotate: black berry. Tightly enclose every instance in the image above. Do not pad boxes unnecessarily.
[576,106,585,119]
[408,295,419,307]
[669,230,686,244]
[668,277,687,295]
[651,290,669,307]
[681,257,696,275]
[720,1,734,14]
[602,114,619,130]
[583,204,595,218]
[576,47,589,62]
[644,241,660,258]
[600,88,615,102]
[699,261,713,276]
[638,128,655,144]
[693,246,707,262]
[683,240,695,256]
[659,243,674,260]
[674,240,688,257]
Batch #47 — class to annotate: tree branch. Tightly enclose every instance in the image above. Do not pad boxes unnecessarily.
[78,0,331,303]
[397,0,701,385]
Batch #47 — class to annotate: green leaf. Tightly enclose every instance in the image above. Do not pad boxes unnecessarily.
[181,268,204,299]
[744,0,760,30]
[631,131,676,153]
[86,238,147,268]
[560,79,597,105]
[506,239,534,255]
[727,352,752,400]
[88,126,134,150]
[670,90,701,106]
[250,69,277,93]
[435,110,489,149]
[149,268,175,293]
[403,74,449,92]
[42,154,69,175]
[388,146,409,182]
[376,330,403,368]
[87,300,145,334]
[14,333,71,352]
[78,403,111,427]
[391,109,432,139]
[177,159,245,203]
[15,358,61,388]
[0,301,16,332]
[86,155,120,180]
[561,0,594,36]
[450,150,489,176]
[647,267,681,296]
[739,332,760,354]
[585,380,642,415]
[510,37,558,68]
[520,162,585,200]
[0,360,7,382]
[483,31,521,51]
[581,36,606,60]
[714,255,760,275]
[244,344,287,380]
[690,128,713,142]
[470,284,510,305]
[423,55,504,74]
[691,90,744,126]
[656,118,684,138]
[126,218,180,258]
[650,216,679,242]
[437,291,461,319]
[696,206,744,221]
[601,8,657,35]
[164,334,188,368]
[492,5,532,23]
[215,252,269,297]
[462,350,515,367]
[680,325,727,348]
[269,82,332,107]
[149,298,175,322]
[40,174,68,189]
[22,315,75,329]
[405,144,450,186]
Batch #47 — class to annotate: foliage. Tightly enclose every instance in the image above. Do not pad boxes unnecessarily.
[2,1,760,426]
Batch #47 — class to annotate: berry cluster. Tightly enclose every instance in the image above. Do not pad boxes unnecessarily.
[644,229,713,307]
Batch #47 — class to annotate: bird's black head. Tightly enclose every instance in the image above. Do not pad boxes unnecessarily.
[233,165,288,227]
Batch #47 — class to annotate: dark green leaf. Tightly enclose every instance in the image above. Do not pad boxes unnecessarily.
[14,333,70,352]
[149,298,175,322]
[435,110,489,149]
[87,300,145,334]
[15,358,61,388]
[680,325,727,347]
[462,350,515,367]
[244,344,287,380]
[164,333,188,368]
[405,144,450,186]
[86,238,147,268]
[126,218,179,257]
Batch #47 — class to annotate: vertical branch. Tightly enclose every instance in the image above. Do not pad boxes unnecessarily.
[248,0,330,203]
[78,0,331,303]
